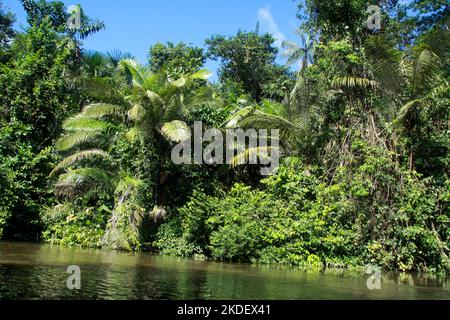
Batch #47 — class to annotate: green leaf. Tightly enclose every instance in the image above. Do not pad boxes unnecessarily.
[82,103,124,118]
[125,127,140,142]
[127,104,146,122]
[171,76,186,88]
[63,116,113,132]
[146,90,164,105]
[332,76,379,89]
[55,131,104,151]
[191,69,212,80]
[50,149,110,177]
[160,120,191,143]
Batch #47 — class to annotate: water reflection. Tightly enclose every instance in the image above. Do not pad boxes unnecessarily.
[0,242,448,300]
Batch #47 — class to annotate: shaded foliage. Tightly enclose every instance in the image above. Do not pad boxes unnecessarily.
[206,31,294,102]
[0,0,448,274]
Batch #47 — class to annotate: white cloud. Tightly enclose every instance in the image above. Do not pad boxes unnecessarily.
[258,6,286,48]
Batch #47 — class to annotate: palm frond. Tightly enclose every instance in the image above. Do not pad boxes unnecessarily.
[185,86,224,108]
[240,113,295,131]
[281,40,300,51]
[124,127,141,142]
[397,82,449,122]
[364,35,402,93]
[119,59,152,89]
[82,103,124,118]
[397,99,421,122]
[259,100,288,118]
[160,120,191,143]
[425,82,450,100]
[190,69,212,80]
[223,106,255,128]
[50,149,110,177]
[412,49,441,94]
[81,50,110,77]
[146,90,165,105]
[170,76,186,88]
[55,167,114,198]
[127,104,146,122]
[63,116,113,132]
[332,76,379,89]
[231,146,281,167]
[78,19,105,39]
[81,77,122,103]
[365,35,401,64]
[107,50,133,67]
[281,29,316,69]
[286,49,304,67]
[55,130,105,151]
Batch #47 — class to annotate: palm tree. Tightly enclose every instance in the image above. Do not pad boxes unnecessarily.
[80,50,112,78]
[50,59,218,249]
[49,100,142,250]
[118,60,220,207]
[106,49,133,68]
[223,72,375,168]
[222,94,304,169]
[365,34,449,170]
[281,28,317,71]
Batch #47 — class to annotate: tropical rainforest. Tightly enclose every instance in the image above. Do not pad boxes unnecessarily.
[0,0,449,274]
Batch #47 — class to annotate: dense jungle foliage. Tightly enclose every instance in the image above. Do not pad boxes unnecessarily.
[0,0,449,273]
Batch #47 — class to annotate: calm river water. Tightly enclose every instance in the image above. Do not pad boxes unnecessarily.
[0,241,448,300]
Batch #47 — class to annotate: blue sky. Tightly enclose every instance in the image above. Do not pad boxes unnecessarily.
[3,0,302,80]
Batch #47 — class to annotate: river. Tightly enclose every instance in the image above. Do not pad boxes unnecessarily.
[0,241,448,299]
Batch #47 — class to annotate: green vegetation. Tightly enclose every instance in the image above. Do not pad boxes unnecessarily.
[0,0,448,274]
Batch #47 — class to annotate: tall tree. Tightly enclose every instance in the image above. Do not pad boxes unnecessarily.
[0,1,15,48]
[20,0,104,39]
[365,34,449,174]
[148,42,205,78]
[409,0,450,33]
[0,1,105,240]
[0,1,15,62]
[297,0,401,42]
[281,28,316,71]
[49,60,218,249]
[0,20,74,239]
[206,30,293,102]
